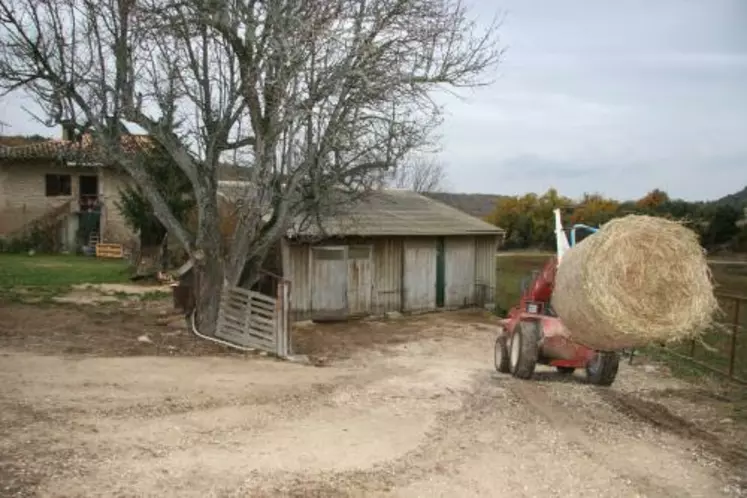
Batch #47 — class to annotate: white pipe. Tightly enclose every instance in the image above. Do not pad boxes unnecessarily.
[188,309,258,353]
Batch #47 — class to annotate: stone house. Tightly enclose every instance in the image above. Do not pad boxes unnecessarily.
[0,126,141,251]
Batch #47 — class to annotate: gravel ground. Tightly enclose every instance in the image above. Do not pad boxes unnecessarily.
[0,309,745,497]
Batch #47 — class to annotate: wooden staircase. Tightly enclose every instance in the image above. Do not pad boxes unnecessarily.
[88,231,100,251]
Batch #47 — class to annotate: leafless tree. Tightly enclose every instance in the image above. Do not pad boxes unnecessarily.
[388,156,448,193]
[0,0,502,334]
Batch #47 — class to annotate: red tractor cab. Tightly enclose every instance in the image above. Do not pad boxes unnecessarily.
[493,209,620,386]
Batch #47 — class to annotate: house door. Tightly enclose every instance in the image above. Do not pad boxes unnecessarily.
[404,239,437,311]
[347,245,373,315]
[79,175,99,210]
[311,247,347,317]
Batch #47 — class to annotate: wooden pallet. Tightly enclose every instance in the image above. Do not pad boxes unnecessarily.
[95,243,124,259]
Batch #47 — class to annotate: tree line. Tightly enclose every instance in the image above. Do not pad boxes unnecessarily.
[485,188,747,253]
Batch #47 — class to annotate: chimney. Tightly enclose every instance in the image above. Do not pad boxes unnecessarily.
[61,120,76,141]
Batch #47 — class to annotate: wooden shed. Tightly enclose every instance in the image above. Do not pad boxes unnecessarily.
[280,189,504,321]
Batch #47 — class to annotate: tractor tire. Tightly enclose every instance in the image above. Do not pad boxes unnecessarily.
[586,351,620,386]
[494,335,511,373]
[509,321,540,380]
[556,366,575,375]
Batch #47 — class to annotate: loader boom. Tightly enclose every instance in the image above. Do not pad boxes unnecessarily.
[493,209,619,387]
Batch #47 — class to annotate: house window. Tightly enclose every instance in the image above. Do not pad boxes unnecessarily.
[45,174,72,197]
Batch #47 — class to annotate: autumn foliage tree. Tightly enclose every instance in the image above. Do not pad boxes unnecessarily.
[570,193,620,227]
[486,187,746,252]
[635,188,670,213]
[485,189,572,250]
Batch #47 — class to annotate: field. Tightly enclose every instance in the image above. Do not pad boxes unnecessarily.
[495,252,747,382]
[1,253,747,496]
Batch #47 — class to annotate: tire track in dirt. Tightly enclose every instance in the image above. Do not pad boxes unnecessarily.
[597,389,747,491]
[508,379,733,498]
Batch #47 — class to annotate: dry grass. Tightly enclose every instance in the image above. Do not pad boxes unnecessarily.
[553,215,719,350]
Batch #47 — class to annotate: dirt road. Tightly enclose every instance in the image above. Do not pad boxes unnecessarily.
[1,311,745,497]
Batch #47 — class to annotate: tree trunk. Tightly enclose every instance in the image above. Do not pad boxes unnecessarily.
[193,252,224,336]
[192,177,225,337]
[159,233,169,272]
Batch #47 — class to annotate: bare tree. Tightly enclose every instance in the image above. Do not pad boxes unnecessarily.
[0,0,502,334]
[389,156,448,193]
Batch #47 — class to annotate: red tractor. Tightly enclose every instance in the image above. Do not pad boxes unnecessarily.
[493,209,621,386]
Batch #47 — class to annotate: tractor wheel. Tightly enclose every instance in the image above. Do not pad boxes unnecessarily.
[494,335,511,373]
[509,321,539,380]
[556,366,575,375]
[586,351,620,386]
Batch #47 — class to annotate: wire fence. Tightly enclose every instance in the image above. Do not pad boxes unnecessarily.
[657,293,746,384]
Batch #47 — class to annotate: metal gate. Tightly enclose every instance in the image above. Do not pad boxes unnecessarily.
[215,280,291,358]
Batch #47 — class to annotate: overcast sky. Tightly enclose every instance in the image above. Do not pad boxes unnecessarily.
[1,0,746,202]
[436,0,747,201]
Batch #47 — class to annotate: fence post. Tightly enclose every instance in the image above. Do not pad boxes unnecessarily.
[728,298,740,379]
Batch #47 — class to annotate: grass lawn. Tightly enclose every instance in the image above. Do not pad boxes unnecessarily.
[0,254,131,301]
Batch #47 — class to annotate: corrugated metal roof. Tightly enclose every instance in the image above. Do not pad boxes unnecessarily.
[289,189,504,237]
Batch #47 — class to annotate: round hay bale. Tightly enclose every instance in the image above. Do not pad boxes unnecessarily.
[551,215,718,351]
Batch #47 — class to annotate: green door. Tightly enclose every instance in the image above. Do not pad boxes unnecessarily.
[436,237,445,308]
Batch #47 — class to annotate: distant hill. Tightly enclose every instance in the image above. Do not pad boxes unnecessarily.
[714,185,747,208]
[424,192,506,219]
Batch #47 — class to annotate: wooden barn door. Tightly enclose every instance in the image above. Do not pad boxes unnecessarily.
[444,236,476,307]
[347,245,373,316]
[311,247,347,317]
[404,239,437,311]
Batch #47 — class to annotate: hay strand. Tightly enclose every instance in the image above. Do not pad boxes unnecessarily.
[551,215,719,351]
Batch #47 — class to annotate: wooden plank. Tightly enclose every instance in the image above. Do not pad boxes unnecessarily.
[220,301,251,315]
[247,322,274,337]
[219,313,247,329]
[404,239,437,311]
[250,299,276,313]
[217,313,245,329]
[215,326,246,345]
[219,301,248,315]
[216,322,275,349]
[445,237,476,307]
[251,306,275,320]
[222,293,251,306]
[252,308,276,321]
[249,291,276,305]
[311,248,347,314]
[95,243,124,259]
[249,313,275,328]
[228,286,254,299]
[246,329,274,342]
[215,284,282,352]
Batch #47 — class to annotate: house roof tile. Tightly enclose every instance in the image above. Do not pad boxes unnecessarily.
[0,133,153,162]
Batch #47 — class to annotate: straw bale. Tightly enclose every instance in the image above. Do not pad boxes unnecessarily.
[551,215,718,351]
